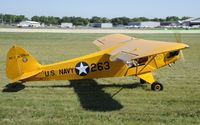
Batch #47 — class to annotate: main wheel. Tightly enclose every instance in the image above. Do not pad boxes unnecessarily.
[140,79,146,84]
[151,81,163,91]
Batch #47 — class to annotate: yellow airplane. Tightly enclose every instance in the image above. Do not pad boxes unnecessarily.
[6,34,189,91]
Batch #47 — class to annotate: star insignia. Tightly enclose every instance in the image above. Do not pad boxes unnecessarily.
[75,62,89,76]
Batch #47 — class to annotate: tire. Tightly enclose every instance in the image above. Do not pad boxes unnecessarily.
[140,79,146,84]
[151,81,163,91]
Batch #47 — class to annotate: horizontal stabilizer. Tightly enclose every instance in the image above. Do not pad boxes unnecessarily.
[11,70,42,83]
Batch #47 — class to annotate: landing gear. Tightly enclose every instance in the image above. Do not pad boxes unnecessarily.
[140,78,146,84]
[137,73,164,91]
[151,81,163,91]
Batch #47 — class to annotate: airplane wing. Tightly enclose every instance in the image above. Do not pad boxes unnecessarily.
[109,39,189,61]
[93,34,135,50]
[93,34,189,62]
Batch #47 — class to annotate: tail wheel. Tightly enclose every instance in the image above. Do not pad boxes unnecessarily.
[140,79,146,84]
[151,82,163,91]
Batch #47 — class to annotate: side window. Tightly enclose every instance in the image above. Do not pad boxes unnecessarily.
[167,51,179,58]
[126,57,148,68]
[136,57,148,66]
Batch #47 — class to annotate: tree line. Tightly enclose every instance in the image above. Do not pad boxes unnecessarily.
[0,14,190,26]
[0,14,28,24]
[30,16,191,26]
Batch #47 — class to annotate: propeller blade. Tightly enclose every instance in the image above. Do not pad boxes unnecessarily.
[174,33,185,61]
[174,33,182,43]
[179,50,185,61]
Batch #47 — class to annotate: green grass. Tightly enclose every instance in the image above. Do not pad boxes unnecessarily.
[0,33,200,125]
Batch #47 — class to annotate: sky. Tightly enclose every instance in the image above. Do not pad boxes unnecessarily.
[0,0,199,19]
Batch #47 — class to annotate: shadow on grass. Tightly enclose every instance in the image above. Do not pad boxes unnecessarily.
[24,80,147,111]
[2,83,25,92]
[27,82,144,89]
[69,79,123,111]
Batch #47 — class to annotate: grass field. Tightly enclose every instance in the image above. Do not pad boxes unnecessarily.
[0,33,199,125]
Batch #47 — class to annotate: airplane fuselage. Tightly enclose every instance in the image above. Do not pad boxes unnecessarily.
[26,46,181,82]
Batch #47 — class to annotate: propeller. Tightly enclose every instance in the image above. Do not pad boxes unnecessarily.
[174,33,185,61]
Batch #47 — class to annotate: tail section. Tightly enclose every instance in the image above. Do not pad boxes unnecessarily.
[6,45,42,83]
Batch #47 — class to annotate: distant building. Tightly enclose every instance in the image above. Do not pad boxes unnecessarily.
[61,23,73,28]
[91,23,113,28]
[128,21,160,28]
[160,21,180,27]
[17,21,41,28]
[181,17,200,26]
[101,23,113,28]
